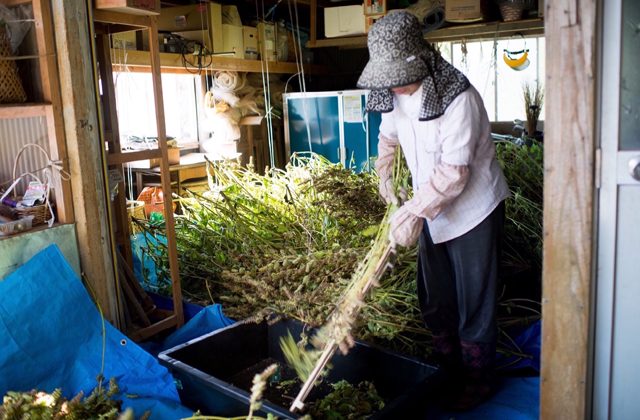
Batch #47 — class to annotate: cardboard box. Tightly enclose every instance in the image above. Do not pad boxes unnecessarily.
[172,30,209,47]
[141,31,165,51]
[445,0,490,22]
[221,5,242,26]
[157,3,223,53]
[112,31,137,49]
[257,22,277,62]
[94,0,160,16]
[243,26,259,60]
[364,0,386,16]
[324,6,366,38]
[150,147,181,168]
[365,14,385,33]
[222,24,244,58]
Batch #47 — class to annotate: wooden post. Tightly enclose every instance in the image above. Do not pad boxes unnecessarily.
[32,0,74,223]
[51,0,120,326]
[540,0,597,418]
[309,0,317,47]
[148,16,185,328]
[95,34,133,268]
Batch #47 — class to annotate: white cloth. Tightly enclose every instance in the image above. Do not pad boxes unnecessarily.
[378,85,510,244]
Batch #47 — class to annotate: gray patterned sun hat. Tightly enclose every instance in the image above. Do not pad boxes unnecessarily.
[357,12,430,90]
[358,11,470,121]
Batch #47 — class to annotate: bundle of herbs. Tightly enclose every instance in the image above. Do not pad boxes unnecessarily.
[494,139,544,274]
[0,376,149,420]
[137,145,542,362]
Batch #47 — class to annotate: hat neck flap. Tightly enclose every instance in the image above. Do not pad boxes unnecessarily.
[366,44,470,121]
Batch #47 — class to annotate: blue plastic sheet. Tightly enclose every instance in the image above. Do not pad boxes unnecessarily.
[426,377,540,420]
[498,321,542,372]
[139,292,234,357]
[146,290,208,323]
[0,245,193,420]
[131,232,163,289]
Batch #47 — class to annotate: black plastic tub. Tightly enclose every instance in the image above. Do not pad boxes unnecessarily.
[158,318,443,419]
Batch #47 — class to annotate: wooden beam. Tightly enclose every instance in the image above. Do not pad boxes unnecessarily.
[0,103,49,119]
[114,65,200,75]
[128,315,178,342]
[112,49,328,74]
[540,0,596,418]
[309,0,317,47]
[33,0,74,224]
[0,0,31,6]
[92,9,151,27]
[52,0,120,326]
[148,16,185,329]
[106,149,162,165]
[307,18,545,48]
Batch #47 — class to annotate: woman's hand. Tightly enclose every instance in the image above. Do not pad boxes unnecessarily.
[380,178,399,206]
[388,206,423,248]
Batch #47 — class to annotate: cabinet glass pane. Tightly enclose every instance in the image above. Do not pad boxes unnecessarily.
[620,0,640,150]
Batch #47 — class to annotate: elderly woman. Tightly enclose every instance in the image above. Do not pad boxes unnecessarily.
[357,12,510,411]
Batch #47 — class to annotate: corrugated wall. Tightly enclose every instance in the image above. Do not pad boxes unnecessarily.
[0,117,51,198]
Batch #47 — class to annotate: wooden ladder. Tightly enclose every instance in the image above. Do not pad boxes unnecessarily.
[92,10,184,339]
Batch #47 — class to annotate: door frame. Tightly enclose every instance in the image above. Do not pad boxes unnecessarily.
[540,0,599,418]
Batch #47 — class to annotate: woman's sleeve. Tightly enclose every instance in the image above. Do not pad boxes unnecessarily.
[375,111,399,181]
[404,90,483,220]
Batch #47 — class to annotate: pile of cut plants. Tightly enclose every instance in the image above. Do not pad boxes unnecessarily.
[136,143,542,363]
[0,376,149,420]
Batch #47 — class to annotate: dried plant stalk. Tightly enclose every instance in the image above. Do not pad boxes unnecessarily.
[523,81,544,135]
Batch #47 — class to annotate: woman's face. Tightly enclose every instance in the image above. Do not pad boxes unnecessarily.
[391,81,422,96]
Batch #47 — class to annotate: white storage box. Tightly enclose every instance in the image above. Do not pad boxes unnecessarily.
[223,24,244,58]
[324,5,366,38]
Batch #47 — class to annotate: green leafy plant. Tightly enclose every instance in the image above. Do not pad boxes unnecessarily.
[307,381,385,420]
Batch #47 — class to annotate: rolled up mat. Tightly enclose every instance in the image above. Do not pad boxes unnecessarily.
[421,7,445,35]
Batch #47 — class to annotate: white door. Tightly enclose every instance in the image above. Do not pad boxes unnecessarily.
[593,0,640,418]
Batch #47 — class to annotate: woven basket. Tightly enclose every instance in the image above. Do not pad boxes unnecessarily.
[499,3,524,21]
[10,144,54,226]
[127,200,146,234]
[0,23,27,104]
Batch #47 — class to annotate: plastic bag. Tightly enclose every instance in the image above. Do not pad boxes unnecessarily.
[0,5,33,54]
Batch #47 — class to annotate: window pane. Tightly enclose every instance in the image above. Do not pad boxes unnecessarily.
[620,0,640,150]
[442,37,545,124]
[452,41,497,121]
[496,37,543,123]
[114,72,198,144]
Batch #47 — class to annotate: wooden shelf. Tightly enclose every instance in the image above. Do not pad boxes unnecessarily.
[307,17,544,49]
[244,0,332,8]
[0,103,51,119]
[93,9,151,27]
[0,222,64,242]
[113,49,328,75]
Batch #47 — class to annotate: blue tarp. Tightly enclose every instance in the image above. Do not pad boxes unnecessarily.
[498,321,542,372]
[426,377,540,420]
[0,245,193,420]
[131,232,163,289]
[139,292,234,357]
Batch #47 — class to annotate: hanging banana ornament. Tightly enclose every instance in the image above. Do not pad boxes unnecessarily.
[503,33,530,71]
